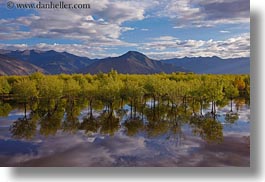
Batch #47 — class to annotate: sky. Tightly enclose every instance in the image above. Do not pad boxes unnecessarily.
[0,0,250,59]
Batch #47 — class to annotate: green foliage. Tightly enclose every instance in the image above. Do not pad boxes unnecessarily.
[224,82,239,99]
[12,78,38,101]
[63,78,81,98]
[0,77,11,95]
[1,72,249,111]
[0,102,12,117]
[97,73,123,108]
[37,76,64,99]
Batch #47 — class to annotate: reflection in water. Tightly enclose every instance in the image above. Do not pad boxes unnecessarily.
[225,112,239,124]
[9,112,38,140]
[190,113,223,143]
[4,97,249,142]
[5,99,246,143]
[0,97,250,167]
[39,99,65,136]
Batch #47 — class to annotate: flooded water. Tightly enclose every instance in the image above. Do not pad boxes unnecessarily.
[0,99,250,167]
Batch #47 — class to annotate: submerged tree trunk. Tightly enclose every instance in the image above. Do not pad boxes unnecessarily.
[230,97,233,112]
[120,98,124,109]
[153,96,156,110]
[24,102,27,118]
[200,100,203,116]
[134,99,137,118]
[130,99,133,119]
[89,99,93,118]
[211,100,214,114]
[213,101,216,114]
[192,98,195,114]
[110,102,113,115]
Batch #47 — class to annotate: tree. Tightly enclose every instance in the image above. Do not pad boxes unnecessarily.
[37,76,64,100]
[0,102,12,117]
[224,82,239,112]
[63,78,81,99]
[204,77,224,114]
[12,78,38,117]
[12,78,38,102]
[97,73,123,113]
[0,77,11,96]
[123,78,144,118]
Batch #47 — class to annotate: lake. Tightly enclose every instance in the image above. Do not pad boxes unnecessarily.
[0,98,250,167]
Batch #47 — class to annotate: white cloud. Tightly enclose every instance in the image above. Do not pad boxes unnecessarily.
[0,0,147,45]
[121,27,135,32]
[155,0,249,28]
[0,0,250,59]
[140,33,250,59]
[220,30,230,34]
[0,43,122,58]
[0,33,250,59]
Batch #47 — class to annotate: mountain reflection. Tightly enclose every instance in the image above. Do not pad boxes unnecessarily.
[2,97,249,143]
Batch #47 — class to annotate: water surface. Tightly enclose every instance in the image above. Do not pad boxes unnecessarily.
[0,99,250,167]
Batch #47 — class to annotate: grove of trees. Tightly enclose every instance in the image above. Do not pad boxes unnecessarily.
[1,71,250,142]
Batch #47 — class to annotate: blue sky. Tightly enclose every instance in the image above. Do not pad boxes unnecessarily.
[0,0,250,59]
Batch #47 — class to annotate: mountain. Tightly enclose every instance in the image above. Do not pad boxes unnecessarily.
[80,51,187,74]
[162,56,250,74]
[0,49,250,75]
[0,54,45,76]
[0,50,94,74]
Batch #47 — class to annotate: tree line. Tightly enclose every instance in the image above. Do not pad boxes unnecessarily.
[0,71,250,115]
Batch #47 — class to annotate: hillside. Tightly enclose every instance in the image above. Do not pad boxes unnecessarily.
[0,54,45,76]
[0,50,94,74]
[81,51,187,74]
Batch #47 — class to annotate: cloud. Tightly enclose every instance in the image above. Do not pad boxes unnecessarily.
[0,0,250,59]
[0,43,123,58]
[0,0,147,45]
[0,33,249,59]
[121,27,135,32]
[155,0,250,28]
[140,33,250,59]
[0,0,250,43]
[220,30,230,34]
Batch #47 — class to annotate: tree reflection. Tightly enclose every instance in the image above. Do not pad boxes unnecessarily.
[225,112,239,124]
[98,112,120,136]
[80,114,99,135]
[39,99,65,136]
[124,117,144,136]
[5,96,247,143]
[9,112,38,140]
[62,99,82,134]
[190,113,223,143]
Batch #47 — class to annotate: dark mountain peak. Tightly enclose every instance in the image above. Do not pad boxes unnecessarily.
[19,49,44,56]
[210,56,221,60]
[119,51,150,63]
[45,50,59,54]
[122,51,148,58]
[125,50,143,55]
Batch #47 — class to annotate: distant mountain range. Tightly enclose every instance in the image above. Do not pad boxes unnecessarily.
[0,50,94,74]
[162,56,250,74]
[0,49,250,75]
